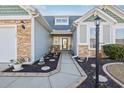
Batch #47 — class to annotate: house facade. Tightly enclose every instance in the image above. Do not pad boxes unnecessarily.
[0,5,52,63]
[44,16,80,51]
[0,5,124,63]
[72,5,124,57]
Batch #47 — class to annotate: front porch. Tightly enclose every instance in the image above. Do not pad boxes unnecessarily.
[51,33,72,51]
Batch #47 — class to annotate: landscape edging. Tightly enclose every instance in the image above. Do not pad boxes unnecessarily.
[103,62,124,88]
[67,57,87,88]
[0,53,62,77]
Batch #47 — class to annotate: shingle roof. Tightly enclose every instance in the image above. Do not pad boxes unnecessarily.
[44,16,81,30]
[0,5,29,16]
[81,7,124,23]
[102,8,124,23]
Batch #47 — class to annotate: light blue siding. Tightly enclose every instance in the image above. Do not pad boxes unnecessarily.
[71,29,77,55]
[34,19,52,61]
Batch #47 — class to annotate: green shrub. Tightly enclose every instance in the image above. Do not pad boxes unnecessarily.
[103,44,124,60]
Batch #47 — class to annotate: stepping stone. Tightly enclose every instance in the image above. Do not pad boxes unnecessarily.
[93,75,108,83]
[49,59,55,61]
[12,67,24,71]
[41,66,50,71]
[45,57,49,59]
[91,64,96,68]
[78,59,84,62]
[38,62,45,65]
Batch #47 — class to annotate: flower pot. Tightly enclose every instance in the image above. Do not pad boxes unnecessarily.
[13,64,22,70]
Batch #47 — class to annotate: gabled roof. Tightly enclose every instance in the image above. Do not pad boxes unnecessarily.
[0,5,52,32]
[0,5,29,16]
[74,5,124,24]
[44,16,81,30]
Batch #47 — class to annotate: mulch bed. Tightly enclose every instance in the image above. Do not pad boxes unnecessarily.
[75,57,123,88]
[3,53,60,73]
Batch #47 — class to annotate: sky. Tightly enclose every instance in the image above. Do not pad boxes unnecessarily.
[34,5,124,16]
[34,5,95,15]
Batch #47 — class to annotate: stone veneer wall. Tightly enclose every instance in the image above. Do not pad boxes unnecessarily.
[78,45,105,57]
[78,45,89,57]
[0,20,31,59]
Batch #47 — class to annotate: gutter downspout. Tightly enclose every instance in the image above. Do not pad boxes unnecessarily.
[71,22,79,58]
[31,13,39,62]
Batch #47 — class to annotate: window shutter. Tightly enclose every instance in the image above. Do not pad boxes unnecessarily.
[80,25,87,43]
[103,25,110,44]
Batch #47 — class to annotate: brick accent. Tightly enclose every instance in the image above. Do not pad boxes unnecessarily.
[78,45,105,57]
[78,45,89,57]
[0,20,31,60]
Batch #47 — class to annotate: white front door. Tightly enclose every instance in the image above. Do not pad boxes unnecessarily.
[62,38,68,50]
[0,26,16,63]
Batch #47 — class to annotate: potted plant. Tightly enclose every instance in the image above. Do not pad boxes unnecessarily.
[11,58,24,70]
[13,61,22,70]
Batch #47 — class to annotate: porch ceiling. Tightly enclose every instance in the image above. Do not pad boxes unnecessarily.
[51,31,72,35]
[51,34,72,36]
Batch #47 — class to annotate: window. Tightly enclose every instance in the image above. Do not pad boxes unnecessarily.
[90,28,96,49]
[115,29,124,44]
[55,17,69,25]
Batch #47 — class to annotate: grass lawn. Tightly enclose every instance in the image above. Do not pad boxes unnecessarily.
[106,64,124,85]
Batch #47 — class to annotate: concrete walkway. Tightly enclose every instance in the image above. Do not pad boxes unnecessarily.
[0,51,87,88]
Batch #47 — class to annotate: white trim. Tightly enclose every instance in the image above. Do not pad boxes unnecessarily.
[109,25,112,43]
[0,16,31,20]
[31,17,35,62]
[113,24,124,44]
[76,25,80,56]
[110,24,115,44]
[79,21,111,25]
[78,24,88,45]
[96,8,117,23]
[0,25,17,61]
[101,24,111,44]
[75,7,96,23]
[88,24,103,50]
[75,7,117,24]
[51,31,72,34]
[77,22,103,50]
[79,43,88,45]
[53,29,70,32]
[19,5,32,16]
[106,6,124,21]
[103,62,124,88]
[35,15,52,32]
[55,17,69,25]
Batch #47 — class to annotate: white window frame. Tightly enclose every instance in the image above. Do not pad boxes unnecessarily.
[79,24,88,45]
[88,24,103,50]
[55,17,69,25]
[114,25,124,44]
[78,23,89,45]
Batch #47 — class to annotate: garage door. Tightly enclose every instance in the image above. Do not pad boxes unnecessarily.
[0,26,16,63]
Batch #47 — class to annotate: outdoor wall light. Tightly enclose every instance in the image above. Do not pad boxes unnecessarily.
[95,16,101,26]
[21,20,26,30]
[94,15,101,88]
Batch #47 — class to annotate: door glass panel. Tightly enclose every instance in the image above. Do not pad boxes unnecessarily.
[62,38,68,50]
